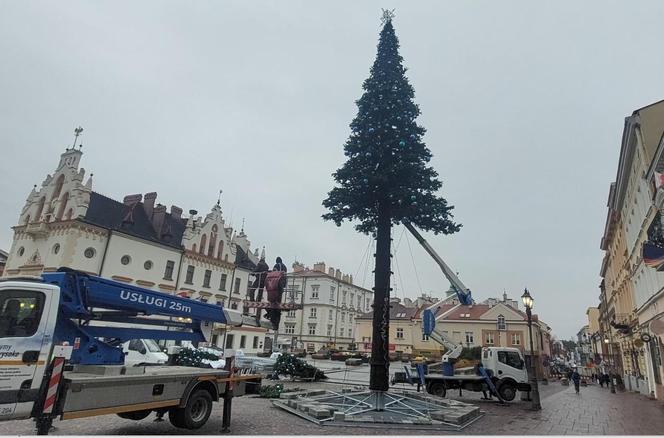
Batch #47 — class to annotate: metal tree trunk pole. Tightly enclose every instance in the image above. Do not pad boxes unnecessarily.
[369,202,391,400]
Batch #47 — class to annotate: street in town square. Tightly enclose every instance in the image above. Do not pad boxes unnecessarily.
[4,1,664,437]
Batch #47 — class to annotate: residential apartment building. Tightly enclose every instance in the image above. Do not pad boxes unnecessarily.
[2,146,269,353]
[599,99,664,398]
[280,262,373,352]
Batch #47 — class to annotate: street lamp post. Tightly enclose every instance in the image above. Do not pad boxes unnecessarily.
[521,288,541,410]
[604,336,616,393]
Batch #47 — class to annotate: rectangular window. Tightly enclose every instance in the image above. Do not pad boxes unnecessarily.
[308,324,316,335]
[253,336,259,349]
[465,331,474,345]
[185,265,195,284]
[234,278,241,294]
[310,307,317,318]
[225,334,234,349]
[486,332,495,345]
[396,328,404,339]
[203,270,211,288]
[350,293,354,307]
[287,309,296,318]
[357,296,361,309]
[239,335,246,349]
[311,285,319,299]
[341,312,345,322]
[328,309,333,321]
[511,333,521,345]
[339,328,344,337]
[498,351,524,369]
[285,324,295,334]
[164,260,175,280]
[330,286,335,303]
[366,298,370,311]
[327,325,332,336]
[342,291,347,304]
[219,274,227,291]
[0,290,45,338]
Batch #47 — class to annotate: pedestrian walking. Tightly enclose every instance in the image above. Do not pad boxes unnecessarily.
[571,368,581,394]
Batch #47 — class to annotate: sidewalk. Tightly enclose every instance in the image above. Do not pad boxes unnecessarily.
[470,382,664,435]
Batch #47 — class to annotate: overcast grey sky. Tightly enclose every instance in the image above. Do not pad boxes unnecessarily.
[2,0,664,340]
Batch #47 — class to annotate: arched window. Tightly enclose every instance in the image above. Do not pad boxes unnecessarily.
[52,174,65,200]
[200,234,207,255]
[497,315,506,331]
[34,197,46,222]
[192,243,197,253]
[65,208,74,220]
[217,241,224,259]
[56,192,69,221]
[209,227,217,258]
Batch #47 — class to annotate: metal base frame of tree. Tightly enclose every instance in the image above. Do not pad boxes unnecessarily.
[323,10,460,409]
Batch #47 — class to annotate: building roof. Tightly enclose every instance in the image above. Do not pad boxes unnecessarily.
[234,245,257,271]
[81,192,186,249]
[356,302,423,320]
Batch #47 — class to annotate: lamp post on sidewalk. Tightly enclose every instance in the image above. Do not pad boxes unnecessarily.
[521,288,541,410]
[604,337,616,394]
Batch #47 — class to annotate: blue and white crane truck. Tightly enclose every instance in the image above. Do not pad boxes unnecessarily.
[392,223,532,403]
[0,268,263,434]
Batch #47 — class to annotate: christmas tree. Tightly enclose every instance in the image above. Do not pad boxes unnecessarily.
[322,11,460,393]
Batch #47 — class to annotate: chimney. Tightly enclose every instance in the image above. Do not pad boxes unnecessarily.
[335,269,341,280]
[143,192,157,218]
[349,275,353,284]
[293,261,305,273]
[313,262,326,273]
[343,274,349,283]
[152,204,167,236]
[170,205,183,220]
[328,267,335,277]
[123,194,142,206]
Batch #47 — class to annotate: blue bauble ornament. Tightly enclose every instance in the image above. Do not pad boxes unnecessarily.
[368,128,375,133]
[399,140,406,147]
[411,195,416,200]
[410,134,417,140]
[363,178,369,184]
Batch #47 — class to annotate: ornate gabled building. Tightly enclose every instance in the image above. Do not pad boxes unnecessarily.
[3,144,270,353]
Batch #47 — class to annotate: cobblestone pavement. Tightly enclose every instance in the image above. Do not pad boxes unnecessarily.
[1,380,663,435]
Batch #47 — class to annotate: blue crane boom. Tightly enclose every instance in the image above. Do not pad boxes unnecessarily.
[402,221,474,362]
[40,268,244,365]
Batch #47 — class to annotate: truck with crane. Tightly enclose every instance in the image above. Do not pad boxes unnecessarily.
[0,268,263,434]
[391,222,532,402]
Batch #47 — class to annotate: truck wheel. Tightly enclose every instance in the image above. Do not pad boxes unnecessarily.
[169,389,213,429]
[498,382,516,401]
[428,382,446,398]
[117,410,151,421]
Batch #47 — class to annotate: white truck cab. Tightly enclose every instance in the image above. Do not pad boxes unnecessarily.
[122,339,168,366]
[482,347,528,383]
[0,279,60,421]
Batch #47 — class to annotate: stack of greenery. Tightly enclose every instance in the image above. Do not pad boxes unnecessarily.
[274,354,328,381]
[175,348,220,368]
[259,383,284,398]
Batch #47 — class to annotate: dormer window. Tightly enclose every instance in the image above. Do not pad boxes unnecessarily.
[497,315,506,330]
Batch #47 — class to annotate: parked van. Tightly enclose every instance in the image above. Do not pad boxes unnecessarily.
[122,339,168,366]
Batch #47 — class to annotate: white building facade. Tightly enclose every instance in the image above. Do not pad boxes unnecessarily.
[3,146,269,354]
[281,262,373,353]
